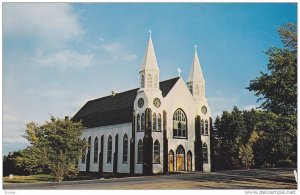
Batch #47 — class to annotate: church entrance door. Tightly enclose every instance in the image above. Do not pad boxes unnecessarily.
[176,145,185,171]
[168,150,174,172]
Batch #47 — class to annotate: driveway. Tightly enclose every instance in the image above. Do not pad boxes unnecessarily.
[3,167,297,189]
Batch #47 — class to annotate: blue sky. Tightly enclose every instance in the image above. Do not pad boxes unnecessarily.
[3,3,297,155]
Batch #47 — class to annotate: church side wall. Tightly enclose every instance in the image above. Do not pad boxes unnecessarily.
[79,123,132,174]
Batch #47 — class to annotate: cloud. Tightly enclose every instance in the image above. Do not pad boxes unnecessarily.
[99,42,137,63]
[34,49,93,69]
[3,3,83,44]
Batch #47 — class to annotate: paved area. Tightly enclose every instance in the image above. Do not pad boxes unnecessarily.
[3,168,297,190]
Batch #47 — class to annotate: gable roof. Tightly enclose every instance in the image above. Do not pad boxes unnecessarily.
[72,77,180,128]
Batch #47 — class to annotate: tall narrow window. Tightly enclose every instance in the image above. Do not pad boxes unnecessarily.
[195,85,199,96]
[94,137,98,163]
[205,120,209,135]
[173,109,187,138]
[201,119,204,135]
[123,134,128,163]
[82,138,86,163]
[157,113,161,131]
[154,75,158,88]
[153,140,160,163]
[153,113,157,131]
[189,85,193,94]
[137,114,140,132]
[203,143,208,163]
[137,140,143,163]
[141,75,145,88]
[107,136,112,163]
[147,74,152,88]
[141,113,145,131]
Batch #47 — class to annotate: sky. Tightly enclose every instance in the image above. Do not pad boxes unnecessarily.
[2,3,297,155]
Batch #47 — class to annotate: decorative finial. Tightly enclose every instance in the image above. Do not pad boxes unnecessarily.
[194,44,198,52]
[177,67,182,77]
[148,29,152,38]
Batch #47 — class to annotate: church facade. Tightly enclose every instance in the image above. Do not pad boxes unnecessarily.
[73,34,212,175]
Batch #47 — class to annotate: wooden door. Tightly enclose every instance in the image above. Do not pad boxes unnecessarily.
[176,154,184,171]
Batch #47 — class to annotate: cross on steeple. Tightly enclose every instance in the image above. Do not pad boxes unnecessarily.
[148,29,152,38]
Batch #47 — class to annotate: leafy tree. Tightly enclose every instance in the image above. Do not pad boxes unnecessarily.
[16,116,86,182]
[247,23,297,116]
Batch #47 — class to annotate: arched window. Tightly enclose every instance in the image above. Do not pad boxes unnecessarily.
[82,138,86,163]
[153,140,160,163]
[147,74,152,88]
[141,75,145,88]
[203,143,208,163]
[154,75,158,88]
[137,114,140,132]
[201,119,204,135]
[137,140,143,163]
[157,113,161,131]
[173,109,187,138]
[94,137,98,163]
[107,136,112,163]
[205,120,209,135]
[141,113,145,131]
[123,134,128,163]
[195,85,199,96]
[189,85,193,94]
[153,113,157,131]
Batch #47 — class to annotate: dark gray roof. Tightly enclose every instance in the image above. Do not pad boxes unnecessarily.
[73,77,180,128]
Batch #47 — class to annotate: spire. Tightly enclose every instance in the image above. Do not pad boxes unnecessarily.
[188,45,205,83]
[140,31,159,72]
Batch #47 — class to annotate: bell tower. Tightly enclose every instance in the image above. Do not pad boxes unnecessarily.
[187,45,205,99]
[139,31,160,92]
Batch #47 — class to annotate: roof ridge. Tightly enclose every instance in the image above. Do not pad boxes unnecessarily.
[87,77,180,103]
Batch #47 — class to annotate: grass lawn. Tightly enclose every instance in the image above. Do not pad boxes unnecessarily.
[3,174,54,183]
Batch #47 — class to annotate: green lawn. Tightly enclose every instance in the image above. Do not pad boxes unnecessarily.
[3,174,54,183]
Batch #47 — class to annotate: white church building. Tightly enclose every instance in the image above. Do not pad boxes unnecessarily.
[73,33,212,175]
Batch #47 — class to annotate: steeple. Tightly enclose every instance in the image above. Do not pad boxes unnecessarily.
[139,31,160,90]
[140,31,159,72]
[187,45,206,98]
[187,45,205,83]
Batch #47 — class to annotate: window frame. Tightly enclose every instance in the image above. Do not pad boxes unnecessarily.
[173,109,188,139]
[203,143,208,163]
[137,140,143,164]
[137,114,141,132]
[141,113,145,131]
[93,137,98,163]
[152,113,157,131]
[122,134,128,163]
[153,140,160,163]
[107,136,112,163]
[205,120,209,135]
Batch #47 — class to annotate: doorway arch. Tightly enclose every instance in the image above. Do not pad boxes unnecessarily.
[176,145,185,171]
[168,150,174,172]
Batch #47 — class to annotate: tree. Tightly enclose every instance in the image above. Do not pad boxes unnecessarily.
[247,23,297,116]
[3,151,30,176]
[16,116,86,182]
